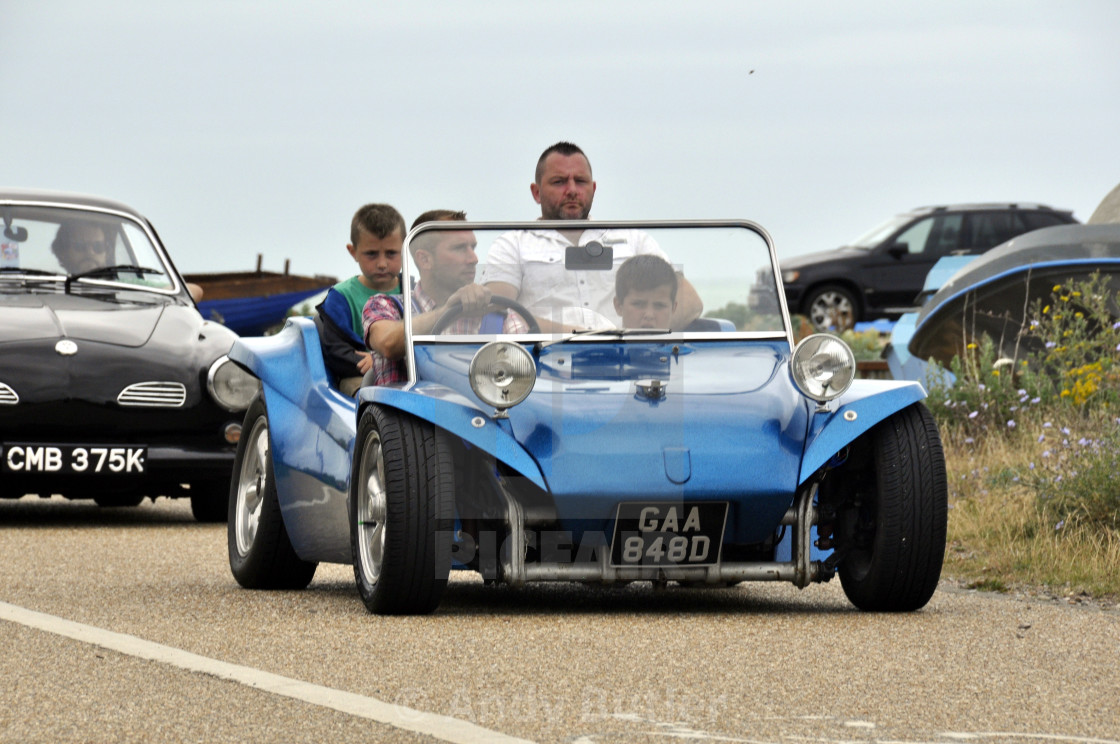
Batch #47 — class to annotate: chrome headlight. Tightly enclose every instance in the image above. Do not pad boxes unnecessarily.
[790,334,855,403]
[469,341,536,414]
[207,356,260,412]
[781,269,801,283]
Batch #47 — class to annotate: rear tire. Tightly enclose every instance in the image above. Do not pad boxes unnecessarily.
[350,405,454,615]
[837,403,947,612]
[227,395,317,589]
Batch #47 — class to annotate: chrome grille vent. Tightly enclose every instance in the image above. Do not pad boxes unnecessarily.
[0,383,18,405]
[117,382,187,408]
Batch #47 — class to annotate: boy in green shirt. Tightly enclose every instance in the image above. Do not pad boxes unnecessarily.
[316,203,405,395]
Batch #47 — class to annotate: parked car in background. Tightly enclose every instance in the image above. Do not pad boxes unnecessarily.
[0,189,258,521]
[756,203,1077,332]
[227,219,947,615]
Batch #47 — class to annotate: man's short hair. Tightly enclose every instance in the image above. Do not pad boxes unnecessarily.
[535,141,590,183]
[411,209,466,231]
[350,203,406,246]
[615,254,678,302]
[409,209,466,258]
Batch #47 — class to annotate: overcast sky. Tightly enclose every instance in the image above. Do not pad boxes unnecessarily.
[4,1,1118,282]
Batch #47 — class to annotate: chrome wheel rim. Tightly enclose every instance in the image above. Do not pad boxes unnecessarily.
[809,291,854,331]
[234,416,268,556]
[356,430,388,586]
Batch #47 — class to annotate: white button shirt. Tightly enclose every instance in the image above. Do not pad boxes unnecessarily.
[482,227,670,327]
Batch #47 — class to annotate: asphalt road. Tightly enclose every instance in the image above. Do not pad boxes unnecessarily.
[1,495,1118,744]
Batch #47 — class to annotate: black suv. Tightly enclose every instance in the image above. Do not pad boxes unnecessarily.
[766,203,1078,331]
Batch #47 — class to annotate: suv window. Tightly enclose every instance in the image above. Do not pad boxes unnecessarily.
[893,214,963,257]
[893,217,935,255]
[961,212,1018,252]
[1021,211,1069,231]
[927,214,963,256]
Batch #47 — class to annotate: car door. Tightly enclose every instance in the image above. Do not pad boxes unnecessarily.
[865,213,963,311]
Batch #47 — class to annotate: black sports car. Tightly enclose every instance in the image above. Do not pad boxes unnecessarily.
[0,189,258,521]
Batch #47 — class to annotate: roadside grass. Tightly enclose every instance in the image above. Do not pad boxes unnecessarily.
[923,274,1120,602]
[940,420,1120,599]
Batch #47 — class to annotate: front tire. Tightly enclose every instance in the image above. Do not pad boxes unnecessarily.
[227,395,317,589]
[190,479,231,523]
[93,492,145,508]
[804,284,859,332]
[350,405,454,615]
[836,403,947,612]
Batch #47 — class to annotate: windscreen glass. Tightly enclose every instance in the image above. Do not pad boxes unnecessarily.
[399,222,785,340]
[1,205,174,290]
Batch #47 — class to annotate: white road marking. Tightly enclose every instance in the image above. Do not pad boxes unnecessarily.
[0,600,536,744]
[940,735,1120,744]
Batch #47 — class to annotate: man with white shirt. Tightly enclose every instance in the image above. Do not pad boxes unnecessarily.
[483,142,702,331]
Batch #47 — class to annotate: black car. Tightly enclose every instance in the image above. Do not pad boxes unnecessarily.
[0,189,258,520]
[760,203,1078,331]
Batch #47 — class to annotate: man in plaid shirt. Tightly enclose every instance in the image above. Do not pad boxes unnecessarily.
[362,210,530,386]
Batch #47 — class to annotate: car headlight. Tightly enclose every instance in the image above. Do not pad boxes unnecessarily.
[469,341,536,415]
[790,334,855,403]
[781,269,801,283]
[207,356,260,412]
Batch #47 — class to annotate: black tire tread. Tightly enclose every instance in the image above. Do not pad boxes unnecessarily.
[352,405,454,615]
[191,479,231,523]
[840,403,947,611]
[228,397,317,590]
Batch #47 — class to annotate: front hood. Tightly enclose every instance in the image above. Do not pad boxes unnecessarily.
[0,295,238,406]
[416,341,809,505]
[0,292,170,347]
[781,245,865,271]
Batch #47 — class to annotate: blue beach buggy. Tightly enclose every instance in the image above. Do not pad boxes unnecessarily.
[226,220,947,614]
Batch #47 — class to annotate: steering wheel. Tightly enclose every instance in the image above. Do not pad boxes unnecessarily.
[430,294,541,335]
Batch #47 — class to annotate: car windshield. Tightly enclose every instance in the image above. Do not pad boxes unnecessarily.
[402,220,787,342]
[0,204,175,292]
[847,212,914,248]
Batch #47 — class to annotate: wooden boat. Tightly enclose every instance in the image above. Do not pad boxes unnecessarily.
[184,255,336,336]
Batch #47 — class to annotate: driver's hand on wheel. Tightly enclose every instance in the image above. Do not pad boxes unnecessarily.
[446,284,493,316]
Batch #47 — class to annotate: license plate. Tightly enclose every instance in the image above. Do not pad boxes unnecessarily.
[2,444,147,474]
[610,502,728,567]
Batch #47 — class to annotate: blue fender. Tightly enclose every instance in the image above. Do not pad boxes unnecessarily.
[358,382,548,491]
[227,318,356,563]
[798,379,927,484]
[227,317,356,465]
[228,318,327,402]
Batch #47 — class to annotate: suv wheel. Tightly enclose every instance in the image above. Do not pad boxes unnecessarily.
[804,284,858,332]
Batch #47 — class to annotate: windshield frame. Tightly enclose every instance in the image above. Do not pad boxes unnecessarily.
[397,219,793,383]
[0,199,186,298]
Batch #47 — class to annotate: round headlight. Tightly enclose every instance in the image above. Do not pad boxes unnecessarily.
[790,334,855,403]
[207,356,260,412]
[469,341,536,412]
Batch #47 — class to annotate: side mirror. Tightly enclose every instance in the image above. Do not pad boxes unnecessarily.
[886,242,908,259]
